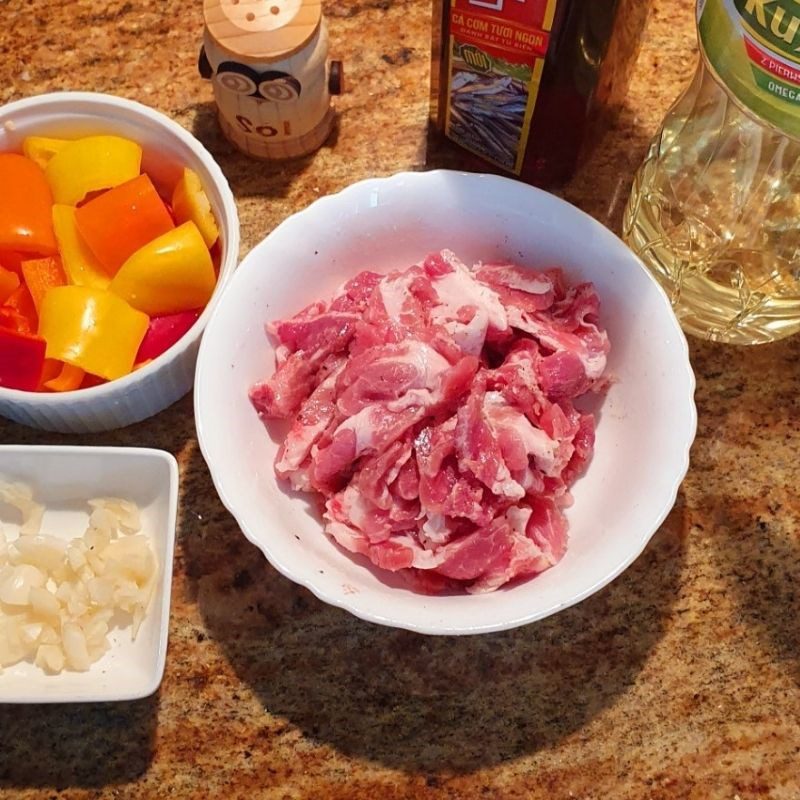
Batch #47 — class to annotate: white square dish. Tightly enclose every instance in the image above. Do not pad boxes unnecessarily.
[0,446,178,703]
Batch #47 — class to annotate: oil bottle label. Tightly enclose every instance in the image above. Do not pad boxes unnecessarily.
[700,0,800,136]
[443,0,559,174]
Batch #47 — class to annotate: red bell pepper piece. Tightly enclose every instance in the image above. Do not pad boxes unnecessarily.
[1,284,38,334]
[0,329,46,390]
[135,309,201,363]
[0,251,23,275]
[80,372,107,389]
[0,266,20,305]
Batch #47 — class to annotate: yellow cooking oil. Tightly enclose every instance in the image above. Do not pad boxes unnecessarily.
[624,0,800,345]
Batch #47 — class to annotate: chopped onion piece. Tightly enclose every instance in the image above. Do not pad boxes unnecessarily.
[87,577,114,606]
[0,481,44,535]
[39,624,60,645]
[11,534,68,573]
[0,564,46,605]
[29,586,61,619]
[66,543,87,571]
[62,622,91,671]
[89,498,141,534]
[20,621,44,646]
[0,617,26,666]
[35,644,65,673]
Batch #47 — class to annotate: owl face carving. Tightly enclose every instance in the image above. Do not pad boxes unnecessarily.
[213,61,302,102]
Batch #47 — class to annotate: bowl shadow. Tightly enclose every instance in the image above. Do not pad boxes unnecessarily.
[184,443,687,775]
[189,101,339,202]
[689,336,800,686]
[0,392,196,453]
[710,498,800,684]
[0,694,158,790]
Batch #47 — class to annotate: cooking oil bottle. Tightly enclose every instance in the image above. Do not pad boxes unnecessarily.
[623,0,800,344]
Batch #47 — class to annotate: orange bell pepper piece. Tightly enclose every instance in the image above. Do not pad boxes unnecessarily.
[74,174,175,274]
[38,358,63,388]
[0,154,58,256]
[20,256,67,313]
[0,266,20,305]
[43,362,85,392]
[1,284,38,334]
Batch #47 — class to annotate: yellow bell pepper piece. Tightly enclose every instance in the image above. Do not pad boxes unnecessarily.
[52,205,110,289]
[38,286,149,381]
[110,221,216,316]
[22,136,69,170]
[171,168,219,248]
[45,135,142,206]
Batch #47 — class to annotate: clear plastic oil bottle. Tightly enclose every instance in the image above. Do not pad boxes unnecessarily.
[623,0,800,344]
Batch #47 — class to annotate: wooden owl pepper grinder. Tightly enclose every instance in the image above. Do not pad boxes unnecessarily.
[199,0,343,159]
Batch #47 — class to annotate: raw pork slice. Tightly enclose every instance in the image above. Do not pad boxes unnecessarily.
[251,251,610,593]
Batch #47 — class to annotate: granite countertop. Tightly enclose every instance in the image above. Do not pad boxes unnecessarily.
[2,1,800,798]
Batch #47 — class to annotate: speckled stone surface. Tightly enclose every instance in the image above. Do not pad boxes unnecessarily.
[2,1,800,798]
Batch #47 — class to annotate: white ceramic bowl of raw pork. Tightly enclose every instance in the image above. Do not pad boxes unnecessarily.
[195,170,696,635]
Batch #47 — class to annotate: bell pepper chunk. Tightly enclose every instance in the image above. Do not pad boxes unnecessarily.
[38,358,63,389]
[23,136,69,170]
[135,309,201,363]
[0,308,30,334]
[0,329,46,391]
[0,251,23,275]
[52,205,110,288]
[171,168,219,248]
[0,266,20,305]
[45,135,142,206]
[20,256,67,313]
[110,221,216,316]
[43,362,85,392]
[74,174,175,274]
[38,286,149,381]
[2,284,38,334]
[0,153,58,256]
[80,372,107,389]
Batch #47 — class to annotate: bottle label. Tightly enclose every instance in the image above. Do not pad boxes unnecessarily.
[443,0,559,173]
[699,0,800,136]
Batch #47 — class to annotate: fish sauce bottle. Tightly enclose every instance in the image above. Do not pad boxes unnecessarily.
[430,0,648,187]
[624,0,800,345]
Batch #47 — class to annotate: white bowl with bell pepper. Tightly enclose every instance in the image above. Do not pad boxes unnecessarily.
[0,92,239,433]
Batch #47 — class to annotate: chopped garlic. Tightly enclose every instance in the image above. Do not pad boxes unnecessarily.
[88,497,141,534]
[35,644,65,673]
[0,481,44,535]
[0,482,157,675]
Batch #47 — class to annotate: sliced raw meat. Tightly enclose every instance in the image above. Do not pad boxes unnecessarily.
[251,250,610,594]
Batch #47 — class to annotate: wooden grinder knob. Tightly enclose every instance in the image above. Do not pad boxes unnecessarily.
[203,0,322,63]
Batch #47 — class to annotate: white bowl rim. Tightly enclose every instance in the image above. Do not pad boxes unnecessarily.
[195,169,697,635]
[0,90,240,404]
